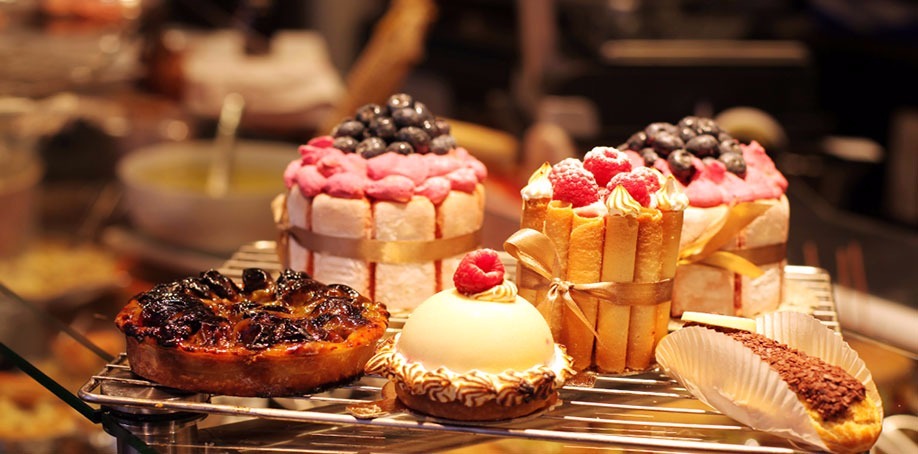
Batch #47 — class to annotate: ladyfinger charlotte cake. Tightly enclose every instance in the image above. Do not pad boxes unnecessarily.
[616,116,789,317]
[273,94,486,311]
[366,249,574,421]
[514,153,686,373]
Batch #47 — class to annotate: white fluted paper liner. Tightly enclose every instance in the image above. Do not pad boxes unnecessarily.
[655,311,880,451]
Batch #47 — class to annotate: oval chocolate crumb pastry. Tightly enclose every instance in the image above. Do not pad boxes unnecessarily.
[656,312,882,454]
[115,269,389,397]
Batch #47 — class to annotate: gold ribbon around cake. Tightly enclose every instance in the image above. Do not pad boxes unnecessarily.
[272,193,482,264]
[504,228,673,342]
[678,200,786,278]
[284,226,482,264]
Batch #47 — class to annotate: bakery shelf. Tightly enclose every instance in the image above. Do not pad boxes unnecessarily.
[78,242,841,453]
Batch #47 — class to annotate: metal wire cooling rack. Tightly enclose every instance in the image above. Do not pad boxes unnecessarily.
[79,242,840,453]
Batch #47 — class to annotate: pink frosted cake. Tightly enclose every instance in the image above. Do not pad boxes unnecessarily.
[618,116,789,317]
[273,94,486,310]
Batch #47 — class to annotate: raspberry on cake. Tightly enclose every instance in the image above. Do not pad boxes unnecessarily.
[273,93,487,311]
[548,158,601,208]
[583,146,631,187]
[366,249,574,421]
[452,249,506,295]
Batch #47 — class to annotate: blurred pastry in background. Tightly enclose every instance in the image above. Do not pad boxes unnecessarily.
[41,0,141,23]
[181,29,345,132]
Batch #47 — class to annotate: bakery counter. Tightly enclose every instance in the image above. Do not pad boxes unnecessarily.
[68,243,915,454]
[2,242,915,453]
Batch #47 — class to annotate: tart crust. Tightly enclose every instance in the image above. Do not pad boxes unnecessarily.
[125,336,378,397]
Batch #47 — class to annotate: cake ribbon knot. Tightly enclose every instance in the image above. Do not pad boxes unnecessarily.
[678,200,787,278]
[505,228,672,343]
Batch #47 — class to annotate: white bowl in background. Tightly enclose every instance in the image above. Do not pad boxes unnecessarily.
[117,140,294,255]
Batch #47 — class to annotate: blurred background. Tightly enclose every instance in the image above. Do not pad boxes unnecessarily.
[0,0,915,452]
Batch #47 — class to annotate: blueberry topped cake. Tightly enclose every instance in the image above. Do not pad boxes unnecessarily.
[273,93,486,311]
[618,117,789,317]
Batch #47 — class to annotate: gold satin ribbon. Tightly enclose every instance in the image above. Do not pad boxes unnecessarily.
[284,226,482,264]
[678,200,786,278]
[504,228,673,341]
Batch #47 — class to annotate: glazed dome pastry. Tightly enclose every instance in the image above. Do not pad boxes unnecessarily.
[366,249,575,421]
[656,311,882,454]
[116,268,389,397]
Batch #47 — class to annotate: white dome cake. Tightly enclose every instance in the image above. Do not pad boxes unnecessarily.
[366,249,574,421]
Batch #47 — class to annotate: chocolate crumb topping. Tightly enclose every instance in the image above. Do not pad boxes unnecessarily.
[708,326,866,421]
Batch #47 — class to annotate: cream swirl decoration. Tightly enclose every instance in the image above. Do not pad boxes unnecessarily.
[471,280,518,302]
[605,184,643,217]
[366,336,574,408]
[520,162,553,201]
[653,175,689,211]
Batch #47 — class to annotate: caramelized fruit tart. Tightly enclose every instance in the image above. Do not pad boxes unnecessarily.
[115,269,389,397]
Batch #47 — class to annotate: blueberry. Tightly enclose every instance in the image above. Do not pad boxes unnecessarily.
[413,101,433,121]
[357,137,387,158]
[434,118,451,136]
[334,120,365,139]
[626,131,647,151]
[678,116,701,130]
[386,141,414,155]
[640,148,660,166]
[332,136,358,153]
[685,135,720,158]
[645,122,677,137]
[719,139,741,156]
[667,149,696,182]
[718,132,735,143]
[719,152,747,177]
[430,135,456,154]
[355,103,383,125]
[396,126,431,154]
[678,127,697,143]
[369,116,397,141]
[392,107,421,128]
[694,118,720,136]
[420,118,439,138]
[386,93,414,113]
[649,131,684,157]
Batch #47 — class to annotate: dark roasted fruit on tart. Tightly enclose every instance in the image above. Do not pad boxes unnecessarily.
[115,269,389,397]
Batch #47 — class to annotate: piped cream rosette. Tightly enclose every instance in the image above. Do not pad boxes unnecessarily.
[365,280,575,421]
[655,311,882,453]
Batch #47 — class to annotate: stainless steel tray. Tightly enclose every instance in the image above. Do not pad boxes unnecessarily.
[79,242,839,453]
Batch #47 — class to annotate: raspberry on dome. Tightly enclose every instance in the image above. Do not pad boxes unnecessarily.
[453,249,505,295]
[607,171,653,207]
[548,158,601,207]
[583,146,632,187]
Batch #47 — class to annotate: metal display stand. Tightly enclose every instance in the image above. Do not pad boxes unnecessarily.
[75,242,841,453]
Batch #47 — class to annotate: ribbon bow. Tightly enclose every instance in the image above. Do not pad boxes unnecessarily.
[504,228,673,342]
[678,200,786,278]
